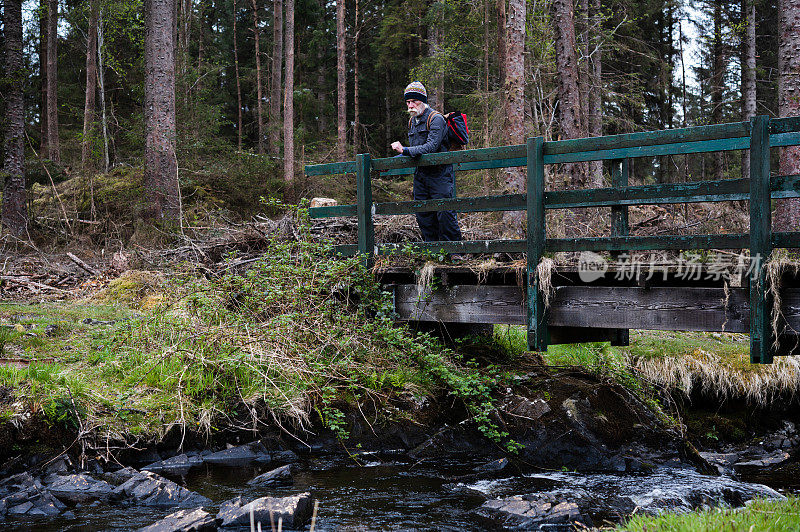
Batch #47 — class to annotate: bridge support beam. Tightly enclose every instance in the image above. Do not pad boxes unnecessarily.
[356,153,374,267]
[610,158,630,347]
[527,137,549,351]
[749,116,773,364]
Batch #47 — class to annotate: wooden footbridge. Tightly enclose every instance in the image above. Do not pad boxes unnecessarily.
[305,116,800,364]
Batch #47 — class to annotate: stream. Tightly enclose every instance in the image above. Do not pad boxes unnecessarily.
[3,453,795,531]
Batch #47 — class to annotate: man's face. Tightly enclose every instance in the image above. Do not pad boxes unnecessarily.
[406,99,424,117]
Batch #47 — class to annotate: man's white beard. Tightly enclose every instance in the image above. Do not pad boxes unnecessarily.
[408,103,426,118]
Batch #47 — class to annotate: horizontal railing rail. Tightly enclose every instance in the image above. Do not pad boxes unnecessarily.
[304,115,800,364]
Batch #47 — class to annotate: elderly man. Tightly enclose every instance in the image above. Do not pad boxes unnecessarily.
[391,81,462,243]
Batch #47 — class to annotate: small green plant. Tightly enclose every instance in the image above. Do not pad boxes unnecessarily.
[43,396,85,430]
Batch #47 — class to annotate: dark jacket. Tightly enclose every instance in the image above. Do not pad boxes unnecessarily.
[403,106,453,180]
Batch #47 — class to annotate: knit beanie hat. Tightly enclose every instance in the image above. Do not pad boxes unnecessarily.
[404,81,428,103]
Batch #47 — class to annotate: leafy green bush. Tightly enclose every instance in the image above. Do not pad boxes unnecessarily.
[84,215,515,447]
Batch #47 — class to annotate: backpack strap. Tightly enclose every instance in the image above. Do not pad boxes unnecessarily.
[426,110,442,129]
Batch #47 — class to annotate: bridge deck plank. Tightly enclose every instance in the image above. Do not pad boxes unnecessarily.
[393,284,800,341]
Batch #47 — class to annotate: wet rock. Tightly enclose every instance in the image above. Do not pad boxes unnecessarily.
[143,454,204,476]
[627,470,783,512]
[476,493,591,530]
[502,395,551,421]
[0,472,36,497]
[132,449,163,466]
[272,450,300,463]
[7,501,34,515]
[136,508,216,532]
[734,450,792,471]
[111,470,212,508]
[104,466,139,484]
[0,472,66,517]
[698,452,739,475]
[247,464,295,486]
[42,455,72,475]
[474,458,509,475]
[43,473,115,503]
[217,492,313,529]
[204,442,271,467]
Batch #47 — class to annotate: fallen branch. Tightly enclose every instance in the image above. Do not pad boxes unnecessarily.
[67,252,101,276]
[0,275,70,292]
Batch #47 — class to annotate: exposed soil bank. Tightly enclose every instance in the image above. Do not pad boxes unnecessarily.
[0,366,692,477]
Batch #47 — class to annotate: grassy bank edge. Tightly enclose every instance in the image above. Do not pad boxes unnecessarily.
[618,495,800,531]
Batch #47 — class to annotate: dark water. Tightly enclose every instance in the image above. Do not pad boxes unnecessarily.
[3,454,797,531]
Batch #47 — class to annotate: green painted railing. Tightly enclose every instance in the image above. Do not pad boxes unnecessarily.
[305,116,800,364]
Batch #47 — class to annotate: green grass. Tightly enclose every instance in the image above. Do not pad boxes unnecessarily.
[619,496,800,531]
[493,324,798,406]
[494,325,636,382]
[0,229,520,450]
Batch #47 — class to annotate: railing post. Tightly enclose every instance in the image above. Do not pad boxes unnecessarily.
[611,158,630,346]
[356,153,375,267]
[749,115,772,364]
[527,137,549,351]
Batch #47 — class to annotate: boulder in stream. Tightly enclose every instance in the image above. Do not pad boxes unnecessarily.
[0,472,66,518]
[110,470,212,508]
[247,464,295,486]
[476,494,590,530]
[203,442,271,467]
[136,508,216,532]
[43,473,115,503]
[217,492,313,528]
[143,454,204,476]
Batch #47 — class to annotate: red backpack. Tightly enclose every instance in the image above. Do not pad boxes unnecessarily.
[409,111,470,149]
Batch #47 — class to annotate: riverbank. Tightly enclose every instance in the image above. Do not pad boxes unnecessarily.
[1,230,799,529]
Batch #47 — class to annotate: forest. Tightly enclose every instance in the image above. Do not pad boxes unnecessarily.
[1,0,799,237]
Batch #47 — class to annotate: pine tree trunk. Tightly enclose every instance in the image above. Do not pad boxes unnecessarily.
[496,0,507,88]
[283,0,295,183]
[427,13,443,110]
[741,0,757,180]
[774,0,800,231]
[251,0,265,153]
[483,0,490,147]
[46,0,60,162]
[98,8,110,172]
[179,0,192,80]
[82,0,100,171]
[233,0,243,150]
[483,0,491,193]
[144,0,181,222]
[197,0,206,68]
[384,69,391,157]
[317,46,327,134]
[552,0,586,186]
[269,0,283,154]
[502,0,525,235]
[711,0,725,181]
[587,0,603,186]
[39,2,48,158]
[578,0,589,130]
[2,0,28,236]
[336,0,347,160]
[353,0,361,153]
